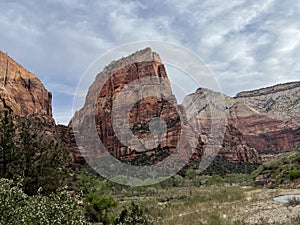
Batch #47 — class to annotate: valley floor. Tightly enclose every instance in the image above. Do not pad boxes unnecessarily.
[116,186,300,225]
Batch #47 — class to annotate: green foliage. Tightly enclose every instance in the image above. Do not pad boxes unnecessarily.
[206,174,224,185]
[289,169,300,180]
[251,147,300,186]
[0,178,88,225]
[223,173,252,185]
[69,169,111,195]
[84,192,117,224]
[114,202,152,225]
[202,156,259,176]
[0,110,16,178]
[0,111,70,195]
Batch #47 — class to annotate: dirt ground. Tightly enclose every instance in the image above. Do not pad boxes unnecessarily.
[234,188,300,224]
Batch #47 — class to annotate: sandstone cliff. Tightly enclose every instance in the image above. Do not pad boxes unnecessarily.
[183,88,261,163]
[3,48,296,166]
[0,50,52,119]
[71,48,195,164]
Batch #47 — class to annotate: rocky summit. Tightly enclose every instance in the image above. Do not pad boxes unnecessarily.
[234,82,300,155]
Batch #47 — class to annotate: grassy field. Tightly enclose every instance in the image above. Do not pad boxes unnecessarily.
[114,185,300,225]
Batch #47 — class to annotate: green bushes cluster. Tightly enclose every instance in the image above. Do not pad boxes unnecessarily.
[0,178,88,225]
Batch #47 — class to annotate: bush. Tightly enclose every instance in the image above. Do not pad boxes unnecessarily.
[114,202,152,225]
[289,170,300,180]
[84,192,117,224]
[0,178,88,225]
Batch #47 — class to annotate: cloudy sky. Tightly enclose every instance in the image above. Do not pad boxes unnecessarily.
[0,0,299,124]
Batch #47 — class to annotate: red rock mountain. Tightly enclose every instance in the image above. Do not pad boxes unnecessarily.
[0,50,52,119]
[70,48,196,164]
[70,48,261,164]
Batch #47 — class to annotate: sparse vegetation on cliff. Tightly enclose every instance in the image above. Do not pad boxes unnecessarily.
[251,146,300,187]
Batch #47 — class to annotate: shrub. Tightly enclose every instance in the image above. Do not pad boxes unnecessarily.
[84,192,117,224]
[0,178,88,225]
[114,202,152,225]
[289,170,300,180]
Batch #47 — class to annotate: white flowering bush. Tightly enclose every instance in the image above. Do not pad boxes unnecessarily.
[0,179,89,225]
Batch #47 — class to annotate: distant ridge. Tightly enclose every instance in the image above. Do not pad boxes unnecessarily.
[235,81,300,98]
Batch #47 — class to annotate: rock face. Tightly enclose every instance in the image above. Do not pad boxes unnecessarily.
[218,124,260,163]
[185,82,300,162]
[183,88,261,163]
[233,82,300,154]
[71,48,193,163]
[0,50,52,119]
[2,48,297,166]
[71,48,260,164]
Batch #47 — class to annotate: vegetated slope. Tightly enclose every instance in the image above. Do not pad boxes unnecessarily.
[251,146,300,188]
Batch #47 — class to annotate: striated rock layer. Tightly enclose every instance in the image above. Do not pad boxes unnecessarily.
[233,82,300,154]
[183,88,261,163]
[2,48,297,166]
[185,82,300,162]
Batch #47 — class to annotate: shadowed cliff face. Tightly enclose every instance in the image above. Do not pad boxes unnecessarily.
[0,50,52,119]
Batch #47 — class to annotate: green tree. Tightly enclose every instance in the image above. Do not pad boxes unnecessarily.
[289,169,300,180]
[186,169,197,196]
[0,111,71,195]
[0,110,16,178]
[15,115,71,195]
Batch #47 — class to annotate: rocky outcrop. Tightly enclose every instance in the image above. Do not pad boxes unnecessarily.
[0,50,52,120]
[218,124,260,163]
[2,48,296,166]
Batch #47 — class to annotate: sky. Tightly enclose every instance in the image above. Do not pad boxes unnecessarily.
[0,0,299,124]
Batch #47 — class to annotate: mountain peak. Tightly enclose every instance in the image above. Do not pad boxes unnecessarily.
[103,47,161,73]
